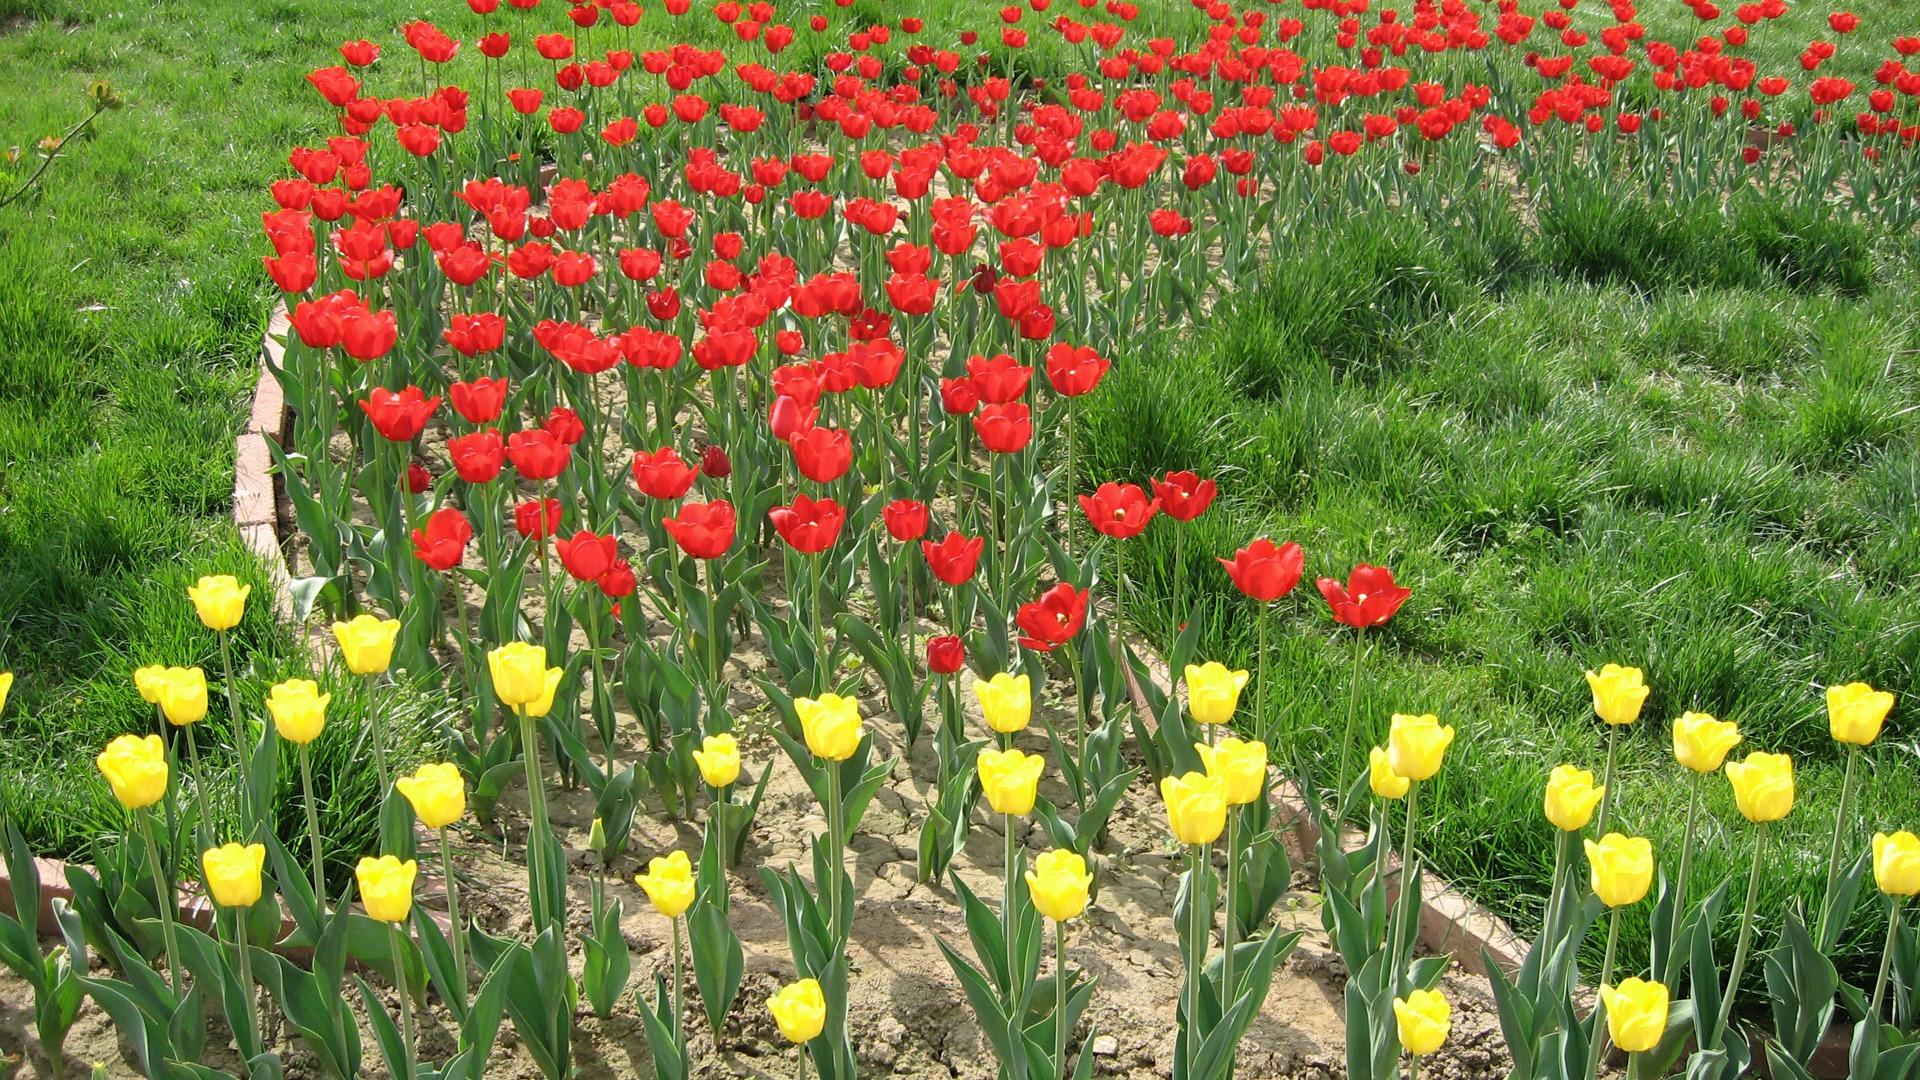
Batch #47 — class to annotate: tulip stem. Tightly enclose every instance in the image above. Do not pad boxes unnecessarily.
[1172,525,1186,663]
[809,551,826,692]
[671,914,687,1051]
[1337,629,1365,811]
[298,744,326,902]
[1870,897,1903,1024]
[1391,780,1421,993]
[1819,744,1859,945]
[1406,1051,1420,1080]
[1585,906,1620,1080]
[826,760,845,946]
[519,707,555,931]
[714,781,733,884]
[1256,605,1270,748]
[389,922,417,1080]
[1005,812,1019,997]
[233,906,260,1052]
[440,827,468,1012]
[1054,918,1069,1080]
[1714,822,1769,1045]
[137,808,184,998]
[183,733,215,849]
[1666,770,1702,986]
[1064,396,1076,559]
[219,630,252,830]
[1222,805,1239,1023]
[707,559,725,727]
[1185,842,1208,1080]
[367,673,390,795]
[1596,724,1619,836]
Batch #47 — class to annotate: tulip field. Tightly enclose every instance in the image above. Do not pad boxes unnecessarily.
[10,0,1920,1077]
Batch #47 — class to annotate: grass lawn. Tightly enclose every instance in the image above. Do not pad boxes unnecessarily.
[2,0,1917,994]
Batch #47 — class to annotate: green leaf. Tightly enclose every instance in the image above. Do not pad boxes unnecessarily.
[688,899,743,1035]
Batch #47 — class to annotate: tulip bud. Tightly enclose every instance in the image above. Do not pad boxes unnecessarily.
[1197,737,1267,806]
[1600,979,1669,1054]
[1184,662,1249,728]
[1672,711,1741,773]
[266,678,330,744]
[1369,747,1410,800]
[96,734,170,811]
[927,635,965,675]
[355,855,417,922]
[1725,751,1794,823]
[701,443,732,478]
[796,693,863,761]
[1393,989,1451,1056]
[1584,664,1649,726]
[973,672,1031,734]
[1387,713,1454,782]
[201,843,267,908]
[1160,770,1226,845]
[1873,831,1920,896]
[769,978,827,1043]
[693,733,742,788]
[1585,832,1654,907]
[394,762,467,829]
[332,614,401,675]
[587,816,608,853]
[977,747,1045,816]
[1543,764,1604,832]
[1025,848,1093,922]
[634,850,696,917]
[155,667,210,727]
[1827,682,1893,746]
[187,574,251,632]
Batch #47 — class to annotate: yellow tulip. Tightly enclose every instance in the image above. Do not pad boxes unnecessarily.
[155,667,209,727]
[265,679,330,744]
[1197,737,1267,806]
[1600,978,1670,1054]
[96,734,170,810]
[333,614,401,675]
[0,671,12,716]
[768,978,827,1044]
[1160,771,1226,845]
[1584,664,1649,726]
[1369,747,1410,800]
[187,574,250,632]
[1585,833,1654,907]
[1387,713,1454,782]
[1544,765,1605,832]
[1827,682,1893,747]
[978,747,1045,816]
[520,666,566,719]
[635,850,696,918]
[1184,662,1250,728]
[488,642,551,707]
[973,672,1032,734]
[797,692,863,761]
[1673,711,1742,774]
[133,665,167,704]
[201,843,267,908]
[1873,831,1920,897]
[355,855,416,923]
[1725,751,1794,823]
[694,733,741,788]
[1026,849,1093,922]
[1393,988,1452,1057]
[395,763,467,829]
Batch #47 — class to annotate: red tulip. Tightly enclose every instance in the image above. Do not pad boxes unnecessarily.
[1046,343,1110,397]
[411,507,473,570]
[359,386,440,442]
[632,447,699,500]
[1218,539,1304,602]
[882,499,930,541]
[555,530,618,581]
[769,394,819,440]
[1152,471,1216,522]
[1078,482,1158,539]
[927,634,966,674]
[941,377,981,415]
[544,406,585,445]
[515,498,563,540]
[1015,583,1089,651]
[663,500,737,559]
[789,426,852,483]
[967,353,1034,404]
[769,494,846,553]
[599,558,637,599]
[448,429,505,483]
[973,402,1032,453]
[406,463,432,494]
[1316,564,1412,628]
[506,429,571,480]
[921,532,985,585]
[702,444,733,478]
